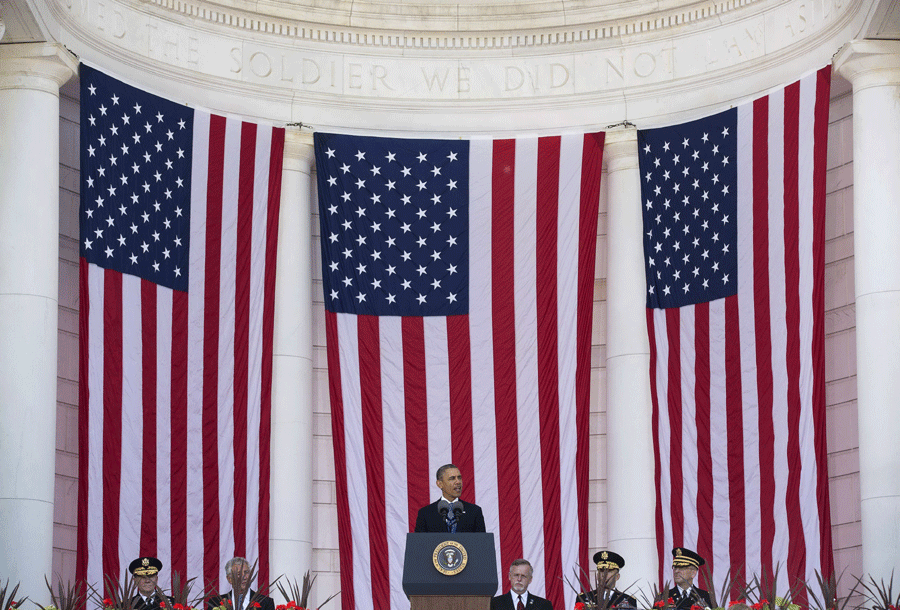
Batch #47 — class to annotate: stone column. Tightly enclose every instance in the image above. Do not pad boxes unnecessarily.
[0,42,77,600]
[834,40,900,583]
[269,129,315,588]
[603,129,657,590]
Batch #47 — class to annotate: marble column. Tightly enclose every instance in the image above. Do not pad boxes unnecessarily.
[269,129,316,589]
[0,42,77,600]
[834,39,900,582]
[603,129,657,590]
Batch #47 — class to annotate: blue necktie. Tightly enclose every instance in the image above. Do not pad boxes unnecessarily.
[447,504,458,532]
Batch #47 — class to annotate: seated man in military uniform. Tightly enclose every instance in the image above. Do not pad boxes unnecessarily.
[668,547,713,610]
[577,550,636,608]
[129,556,173,610]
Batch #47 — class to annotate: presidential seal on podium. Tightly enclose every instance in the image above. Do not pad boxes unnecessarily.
[432,540,468,575]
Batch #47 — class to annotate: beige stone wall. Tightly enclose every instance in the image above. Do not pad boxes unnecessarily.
[55,78,81,583]
[823,75,861,594]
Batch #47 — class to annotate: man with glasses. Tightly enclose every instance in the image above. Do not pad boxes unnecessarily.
[490,559,552,610]
[668,547,712,610]
[578,550,636,608]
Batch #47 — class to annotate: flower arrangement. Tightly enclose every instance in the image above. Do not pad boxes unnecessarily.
[773,598,801,610]
[562,565,598,610]
[274,572,338,610]
[209,598,232,610]
[637,583,678,610]
[87,572,141,610]
[856,572,900,610]
[1,579,26,610]
[37,575,87,610]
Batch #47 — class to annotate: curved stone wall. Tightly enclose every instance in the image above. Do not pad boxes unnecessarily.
[31,0,868,130]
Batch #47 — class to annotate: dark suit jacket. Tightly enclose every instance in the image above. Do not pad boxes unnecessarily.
[130,594,173,610]
[577,588,637,608]
[668,586,712,610]
[490,591,553,610]
[206,590,275,610]
[414,499,486,533]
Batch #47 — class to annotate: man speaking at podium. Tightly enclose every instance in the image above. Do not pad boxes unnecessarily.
[414,463,486,533]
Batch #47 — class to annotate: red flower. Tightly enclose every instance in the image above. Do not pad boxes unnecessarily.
[103,598,114,607]
[752,600,769,610]
[691,605,704,610]
[575,603,586,610]
[730,601,747,607]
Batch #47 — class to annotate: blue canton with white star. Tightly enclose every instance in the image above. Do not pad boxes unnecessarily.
[315,132,469,317]
[638,108,738,309]
[80,65,192,292]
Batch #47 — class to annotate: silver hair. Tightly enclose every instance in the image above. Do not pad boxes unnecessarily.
[225,557,249,574]
[509,558,533,575]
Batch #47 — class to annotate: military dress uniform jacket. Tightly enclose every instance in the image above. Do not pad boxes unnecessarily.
[577,588,637,608]
[490,591,553,610]
[414,499,486,533]
[668,587,713,610]
[130,593,174,610]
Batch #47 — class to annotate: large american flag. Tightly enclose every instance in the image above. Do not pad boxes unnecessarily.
[640,67,834,595]
[76,65,285,593]
[315,132,604,610]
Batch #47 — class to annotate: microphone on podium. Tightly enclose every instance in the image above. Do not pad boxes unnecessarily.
[437,499,452,523]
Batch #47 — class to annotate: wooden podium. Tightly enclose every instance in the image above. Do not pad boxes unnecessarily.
[402,532,498,610]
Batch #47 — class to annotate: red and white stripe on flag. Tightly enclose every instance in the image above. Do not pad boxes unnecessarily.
[324,133,604,610]
[645,67,834,594]
[77,66,284,594]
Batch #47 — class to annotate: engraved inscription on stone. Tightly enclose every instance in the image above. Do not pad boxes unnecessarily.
[64,0,846,103]
[503,63,570,92]
[95,1,126,39]
[147,25,201,66]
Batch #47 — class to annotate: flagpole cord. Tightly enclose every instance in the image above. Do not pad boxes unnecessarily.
[606,120,636,129]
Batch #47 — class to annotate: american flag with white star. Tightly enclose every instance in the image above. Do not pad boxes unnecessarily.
[317,133,468,316]
[77,64,284,594]
[316,131,605,610]
[639,67,834,599]
[80,66,193,289]
[640,109,738,308]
